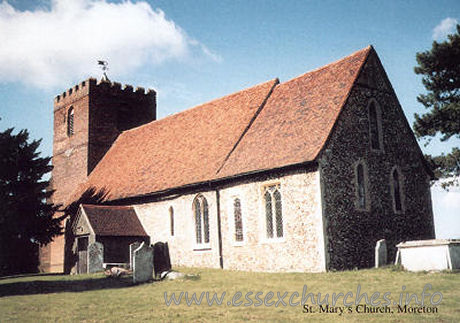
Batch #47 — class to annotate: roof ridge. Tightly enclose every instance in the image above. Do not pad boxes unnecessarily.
[122,78,279,135]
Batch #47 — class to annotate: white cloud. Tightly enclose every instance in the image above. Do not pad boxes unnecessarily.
[432,17,458,40]
[0,0,220,88]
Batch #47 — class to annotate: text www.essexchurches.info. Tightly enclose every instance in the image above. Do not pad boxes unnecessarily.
[164,284,442,314]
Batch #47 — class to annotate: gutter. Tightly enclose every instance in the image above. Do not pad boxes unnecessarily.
[215,189,224,269]
[103,160,318,205]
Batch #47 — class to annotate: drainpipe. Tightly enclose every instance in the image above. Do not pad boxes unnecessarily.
[216,189,224,269]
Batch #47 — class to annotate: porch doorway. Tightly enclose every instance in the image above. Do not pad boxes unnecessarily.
[77,236,89,274]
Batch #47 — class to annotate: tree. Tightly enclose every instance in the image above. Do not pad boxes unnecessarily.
[0,128,62,275]
[414,24,460,188]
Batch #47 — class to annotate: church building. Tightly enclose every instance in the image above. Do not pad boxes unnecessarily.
[39,46,435,274]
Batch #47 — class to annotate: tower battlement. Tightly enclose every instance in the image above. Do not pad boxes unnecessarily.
[54,78,156,106]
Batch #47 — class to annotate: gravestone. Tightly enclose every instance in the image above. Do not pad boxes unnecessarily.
[153,241,172,278]
[375,239,387,268]
[129,241,142,269]
[133,242,154,284]
[88,241,104,273]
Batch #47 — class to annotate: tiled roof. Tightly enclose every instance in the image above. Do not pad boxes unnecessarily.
[217,46,371,177]
[82,204,147,236]
[75,78,279,201]
[72,46,372,203]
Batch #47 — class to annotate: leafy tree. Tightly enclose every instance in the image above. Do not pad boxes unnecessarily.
[414,24,460,188]
[0,128,62,275]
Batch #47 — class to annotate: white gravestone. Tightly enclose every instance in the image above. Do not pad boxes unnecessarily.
[129,241,142,269]
[375,239,387,268]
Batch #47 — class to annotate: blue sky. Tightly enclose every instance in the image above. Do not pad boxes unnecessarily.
[0,0,459,238]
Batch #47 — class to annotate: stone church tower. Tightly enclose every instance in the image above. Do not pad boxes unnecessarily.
[39,78,156,272]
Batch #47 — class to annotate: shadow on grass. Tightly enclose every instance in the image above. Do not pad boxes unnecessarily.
[0,272,63,281]
[0,276,136,297]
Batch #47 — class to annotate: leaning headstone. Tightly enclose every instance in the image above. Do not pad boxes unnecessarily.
[88,242,104,273]
[129,241,142,269]
[133,242,154,284]
[153,242,172,278]
[375,239,387,268]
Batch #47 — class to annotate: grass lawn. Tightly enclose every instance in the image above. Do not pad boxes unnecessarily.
[0,267,459,322]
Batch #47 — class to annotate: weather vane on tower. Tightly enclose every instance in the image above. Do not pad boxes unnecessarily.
[97,60,110,82]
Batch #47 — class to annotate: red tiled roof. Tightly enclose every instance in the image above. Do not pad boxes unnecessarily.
[71,46,372,203]
[76,78,279,201]
[82,204,147,236]
[217,46,371,177]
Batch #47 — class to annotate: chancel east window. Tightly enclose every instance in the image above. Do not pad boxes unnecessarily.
[264,184,283,239]
[368,100,383,150]
[193,195,209,245]
[233,198,243,242]
[67,107,74,137]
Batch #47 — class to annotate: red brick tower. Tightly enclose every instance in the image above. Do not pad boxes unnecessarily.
[39,78,156,273]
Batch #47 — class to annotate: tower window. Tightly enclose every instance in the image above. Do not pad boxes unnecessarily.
[264,184,283,239]
[67,107,74,137]
[193,195,209,245]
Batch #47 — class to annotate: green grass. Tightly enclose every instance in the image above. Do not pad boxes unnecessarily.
[0,267,459,322]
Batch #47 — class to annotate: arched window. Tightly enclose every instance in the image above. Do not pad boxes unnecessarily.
[169,206,174,236]
[368,100,383,150]
[391,167,403,213]
[264,184,283,239]
[67,107,74,137]
[193,195,209,244]
[233,198,243,242]
[355,162,368,210]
